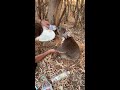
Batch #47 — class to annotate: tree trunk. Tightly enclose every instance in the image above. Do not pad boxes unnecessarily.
[47,0,61,24]
[54,0,64,26]
[38,0,41,19]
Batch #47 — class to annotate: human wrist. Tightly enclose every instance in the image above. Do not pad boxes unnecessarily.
[48,49,52,54]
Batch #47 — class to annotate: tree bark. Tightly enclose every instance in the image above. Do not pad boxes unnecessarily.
[47,0,61,24]
[38,0,41,19]
[54,0,64,26]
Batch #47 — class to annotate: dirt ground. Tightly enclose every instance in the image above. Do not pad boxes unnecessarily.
[35,23,85,90]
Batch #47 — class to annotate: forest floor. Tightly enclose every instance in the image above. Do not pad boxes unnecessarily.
[35,23,85,90]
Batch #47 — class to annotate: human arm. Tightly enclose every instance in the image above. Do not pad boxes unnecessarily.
[35,18,50,28]
[35,49,59,63]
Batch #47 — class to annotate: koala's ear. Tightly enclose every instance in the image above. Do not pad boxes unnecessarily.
[67,32,72,37]
[57,26,60,30]
[62,32,68,39]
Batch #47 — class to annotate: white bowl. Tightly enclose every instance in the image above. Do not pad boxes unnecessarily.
[38,29,55,42]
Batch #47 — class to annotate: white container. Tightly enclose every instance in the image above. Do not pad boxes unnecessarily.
[35,86,38,90]
[38,26,55,42]
[35,81,40,90]
[41,76,53,90]
[51,71,70,83]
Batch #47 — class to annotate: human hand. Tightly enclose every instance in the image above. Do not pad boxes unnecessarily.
[48,49,65,54]
[41,20,50,28]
